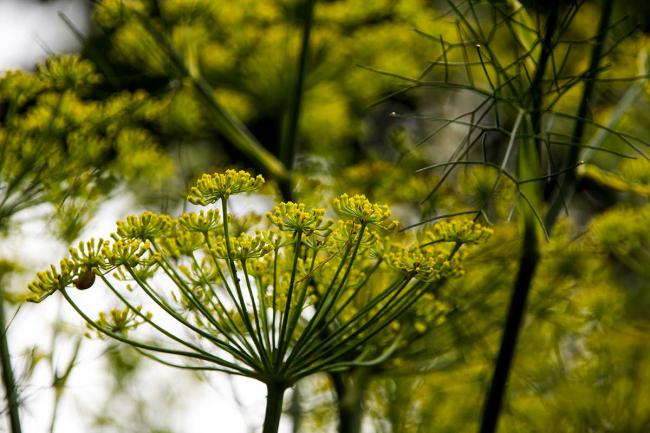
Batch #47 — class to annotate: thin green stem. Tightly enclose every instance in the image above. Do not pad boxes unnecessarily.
[0,284,22,433]
[221,199,271,370]
[276,232,303,367]
[279,0,316,198]
[241,260,267,355]
[60,289,253,374]
[283,225,365,368]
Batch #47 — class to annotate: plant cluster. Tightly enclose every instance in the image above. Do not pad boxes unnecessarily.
[28,170,490,432]
[0,54,172,241]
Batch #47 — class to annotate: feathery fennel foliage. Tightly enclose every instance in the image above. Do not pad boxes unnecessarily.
[372,2,649,432]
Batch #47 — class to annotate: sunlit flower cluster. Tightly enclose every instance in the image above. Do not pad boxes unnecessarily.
[187,170,265,204]
[424,219,494,245]
[333,194,397,229]
[29,171,489,389]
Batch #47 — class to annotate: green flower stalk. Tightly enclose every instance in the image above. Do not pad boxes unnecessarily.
[29,171,489,433]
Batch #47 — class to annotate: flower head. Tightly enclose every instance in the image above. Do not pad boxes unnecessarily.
[91,306,151,338]
[69,238,109,269]
[424,219,493,244]
[115,212,174,241]
[187,170,265,205]
[28,258,79,302]
[333,194,396,229]
[211,231,273,261]
[267,202,331,235]
[103,239,151,267]
[179,209,222,233]
[387,247,461,282]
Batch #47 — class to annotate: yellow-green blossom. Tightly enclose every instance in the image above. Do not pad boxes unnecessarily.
[333,194,397,229]
[116,212,174,241]
[211,231,273,261]
[92,306,151,338]
[267,202,331,234]
[424,220,493,244]
[187,170,265,204]
[178,209,222,233]
[387,247,461,282]
[28,258,79,302]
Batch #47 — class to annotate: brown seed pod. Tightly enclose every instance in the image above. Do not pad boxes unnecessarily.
[73,268,96,290]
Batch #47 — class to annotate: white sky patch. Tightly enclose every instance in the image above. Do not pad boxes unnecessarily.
[0,0,90,71]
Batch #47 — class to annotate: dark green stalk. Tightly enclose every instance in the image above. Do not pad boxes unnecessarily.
[529,6,559,158]
[478,215,539,433]
[262,382,287,433]
[0,284,22,433]
[279,0,316,198]
[544,0,615,230]
[332,370,370,433]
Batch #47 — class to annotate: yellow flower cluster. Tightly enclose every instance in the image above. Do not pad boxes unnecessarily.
[211,232,273,261]
[27,258,80,302]
[333,194,396,229]
[26,170,499,398]
[69,238,109,269]
[267,202,331,235]
[92,306,151,338]
[37,54,102,91]
[116,212,174,240]
[0,54,173,242]
[178,209,222,233]
[102,239,152,268]
[90,0,457,158]
[387,247,461,282]
[187,170,265,204]
[424,219,493,244]
[161,229,203,258]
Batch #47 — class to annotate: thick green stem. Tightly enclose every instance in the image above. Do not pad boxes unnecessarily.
[290,382,302,433]
[0,285,22,433]
[262,382,286,433]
